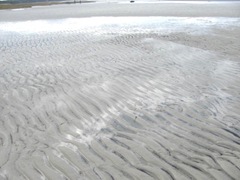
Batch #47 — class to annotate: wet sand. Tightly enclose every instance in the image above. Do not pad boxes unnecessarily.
[0,2,240,180]
[0,1,240,21]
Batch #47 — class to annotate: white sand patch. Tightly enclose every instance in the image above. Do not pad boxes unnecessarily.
[0,17,239,34]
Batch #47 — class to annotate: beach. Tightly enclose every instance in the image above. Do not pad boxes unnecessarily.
[0,1,240,180]
[1,1,240,20]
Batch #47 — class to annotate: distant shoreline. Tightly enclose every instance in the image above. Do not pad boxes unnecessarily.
[0,0,240,10]
[0,0,94,10]
[1,1,240,21]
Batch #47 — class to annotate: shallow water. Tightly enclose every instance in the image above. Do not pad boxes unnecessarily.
[0,17,240,180]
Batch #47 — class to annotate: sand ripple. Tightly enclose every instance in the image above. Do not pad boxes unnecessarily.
[0,17,240,180]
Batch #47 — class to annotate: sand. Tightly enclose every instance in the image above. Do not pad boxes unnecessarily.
[1,1,240,21]
[0,1,240,180]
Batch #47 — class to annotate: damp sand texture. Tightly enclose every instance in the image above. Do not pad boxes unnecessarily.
[0,3,240,180]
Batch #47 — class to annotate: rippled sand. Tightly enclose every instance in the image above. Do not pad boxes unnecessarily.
[0,4,240,180]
